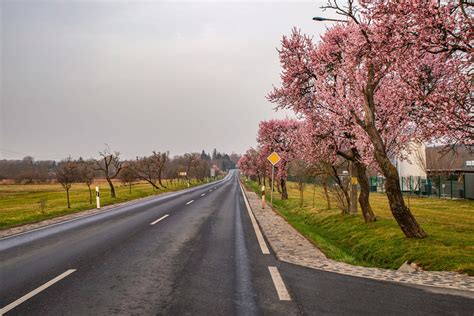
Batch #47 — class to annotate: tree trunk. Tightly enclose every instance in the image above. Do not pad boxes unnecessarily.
[158,177,166,188]
[87,184,92,204]
[106,177,116,198]
[66,188,70,209]
[141,177,160,190]
[354,161,376,223]
[367,126,426,238]
[276,178,282,194]
[332,166,350,214]
[129,182,132,194]
[280,177,288,200]
[361,73,426,238]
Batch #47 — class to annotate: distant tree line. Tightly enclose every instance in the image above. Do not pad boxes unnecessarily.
[0,146,240,208]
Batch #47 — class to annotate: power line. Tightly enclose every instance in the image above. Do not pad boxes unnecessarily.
[0,148,64,160]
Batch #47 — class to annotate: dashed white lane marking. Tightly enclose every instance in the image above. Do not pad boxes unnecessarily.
[238,182,270,255]
[268,267,291,301]
[0,269,77,315]
[150,214,169,225]
[201,193,206,197]
[186,200,194,205]
[209,189,213,192]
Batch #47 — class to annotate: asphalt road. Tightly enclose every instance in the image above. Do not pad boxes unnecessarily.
[0,170,473,315]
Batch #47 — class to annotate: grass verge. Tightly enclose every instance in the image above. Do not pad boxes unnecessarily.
[244,179,474,275]
[0,178,220,230]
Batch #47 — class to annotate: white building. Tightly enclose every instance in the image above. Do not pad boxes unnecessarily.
[396,142,427,178]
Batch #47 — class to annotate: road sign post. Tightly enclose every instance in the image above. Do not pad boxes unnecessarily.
[349,161,358,214]
[271,165,275,205]
[96,186,100,209]
[267,152,281,208]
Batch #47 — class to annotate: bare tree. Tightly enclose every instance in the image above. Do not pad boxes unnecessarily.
[132,156,160,190]
[184,153,200,181]
[94,146,123,198]
[163,157,180,186]
[321,159,351,214]
[56,157,78,208]
[194,159,210,182]
[151,151,169,188]
[306,161,332,210]
[78,159,95,204]
[119,163,137,194]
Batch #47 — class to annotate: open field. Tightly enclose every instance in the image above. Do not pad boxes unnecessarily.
[0,178,216,230]
[244,179,474,275]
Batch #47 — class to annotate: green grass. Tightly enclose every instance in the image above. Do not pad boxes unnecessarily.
[0,178,219,230]
[244,179,474,275]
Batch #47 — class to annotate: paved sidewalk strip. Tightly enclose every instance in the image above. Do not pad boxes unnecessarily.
[241,184,474,293]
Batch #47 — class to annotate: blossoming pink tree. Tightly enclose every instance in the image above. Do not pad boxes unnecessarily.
[238,148,259,181]
[268,1,472,237]
[257,119,301,199]
[296,120,376,221]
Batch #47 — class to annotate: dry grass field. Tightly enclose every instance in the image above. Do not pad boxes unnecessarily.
[0,178,210,230]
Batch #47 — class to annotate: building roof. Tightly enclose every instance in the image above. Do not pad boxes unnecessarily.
[426,145,474,172]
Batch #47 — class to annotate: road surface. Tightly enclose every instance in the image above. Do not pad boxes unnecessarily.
[0,170,473,315]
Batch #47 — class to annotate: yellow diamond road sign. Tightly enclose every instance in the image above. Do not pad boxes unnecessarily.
[267,152,281,166]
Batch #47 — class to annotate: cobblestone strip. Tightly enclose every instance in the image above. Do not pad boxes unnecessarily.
[241,184,474,293]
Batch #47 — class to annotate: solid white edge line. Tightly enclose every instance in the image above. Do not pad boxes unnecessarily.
[238,182,270,255]
[186,200,194,205]
[201,193,206,196]
[0,269,77,315]
[268,266,291,301]
[150,214,169,225]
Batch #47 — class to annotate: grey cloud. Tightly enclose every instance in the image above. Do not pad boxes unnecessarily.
[0,1,331,160]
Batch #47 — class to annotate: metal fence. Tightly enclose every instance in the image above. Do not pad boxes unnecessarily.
[286,173,474,200]
[369,174,474,200]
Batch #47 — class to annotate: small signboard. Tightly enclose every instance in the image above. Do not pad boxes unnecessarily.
[179,171,187,176]
[351,177,358,185]
[267,152,281,166]
[210,168,216,177]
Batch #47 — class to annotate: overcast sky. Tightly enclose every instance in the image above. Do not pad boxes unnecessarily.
[0,0,333,160]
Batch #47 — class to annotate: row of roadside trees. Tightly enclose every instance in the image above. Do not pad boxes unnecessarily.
[239,0,472,238]
[3,147,238,209]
